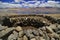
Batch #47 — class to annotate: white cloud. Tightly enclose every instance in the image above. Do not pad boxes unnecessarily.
[35,1,40,5]
[14,0,24,3]
[39,1,60,7]
[47,1,59,3]
[28,4,35,7]
[0,2,23,8]
[0,1,60,8]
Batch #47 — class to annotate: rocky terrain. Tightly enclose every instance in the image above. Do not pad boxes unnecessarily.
[0,15,60,40]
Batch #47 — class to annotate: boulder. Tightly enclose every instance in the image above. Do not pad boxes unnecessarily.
[13,31,18,38]
[39,37,45,40]
[30,38,36,40]
[8,34,16,40]
[49,24,57,30]
[48,33,59,38]
[57,25,60,30]
[24,29,35,39]
[0,26,8,31]
[15,26,22,32]
[46,27,54,33]
[19,31,24,37]
[51,38,55,40]
[38,28,44,36]
[8,31,18,40]
[57,31,60,34]
[17,37,23,40]
[23,35,28,40]
[32,29,39,36]
[27,34,35,39]
[35,36,40,40]
[0,27,15,38]
[0,39,2,40]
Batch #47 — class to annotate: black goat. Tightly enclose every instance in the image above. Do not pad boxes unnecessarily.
[17,18,45,28]
[2,17,13,27]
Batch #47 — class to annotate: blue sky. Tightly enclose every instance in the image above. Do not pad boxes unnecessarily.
[0,0,60,3]
[0,0,41,2]
[0,0,60,8]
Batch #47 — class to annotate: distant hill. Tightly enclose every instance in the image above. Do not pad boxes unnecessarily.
[0,7,60,15]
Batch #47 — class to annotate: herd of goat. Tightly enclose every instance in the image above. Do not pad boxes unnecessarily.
[1,15,60,28]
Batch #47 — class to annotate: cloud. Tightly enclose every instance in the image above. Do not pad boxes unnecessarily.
[0,2,23,8]
[47,1,59,3]
[14,0,24,3]
[0,1,60,8]
[39,1,60,7]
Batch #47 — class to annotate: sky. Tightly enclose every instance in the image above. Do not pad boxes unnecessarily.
[0,0,60,8]
[0,0,60,2]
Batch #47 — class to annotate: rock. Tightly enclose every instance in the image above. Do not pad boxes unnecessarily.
[57,19,60,24]
[0,27,15,38]
[23,35,28,40]
[39,37,45,40]
[8,34,13,40]
[23,30,27,34]
[43,21,46,23]
[27,34,35,39]
[0,39,2,40]
[30,38,36,40]
[32,29,39,36]
[44,32,50,40]
[38,28,44,36]
[57,25,60,30]
[13,31,18,38]
[19,31,24,37]
[52,33,59,38]
[48,33,53,38]
[49,24,57,30]
[24,29,33,34]
[24,29,35,39]
[35,36,40,40]
[0,26,8,31]
[25,33,35,38]
[46,27,54,33]
[17,37,23,40]
[8,34,16,40]
[8,31,18,40]
[15,26,22,32]
[57,31,60,34]
[48,33,59,38]
[51,38,55,40]
[40,27,46,31]
[27,29,33,34]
